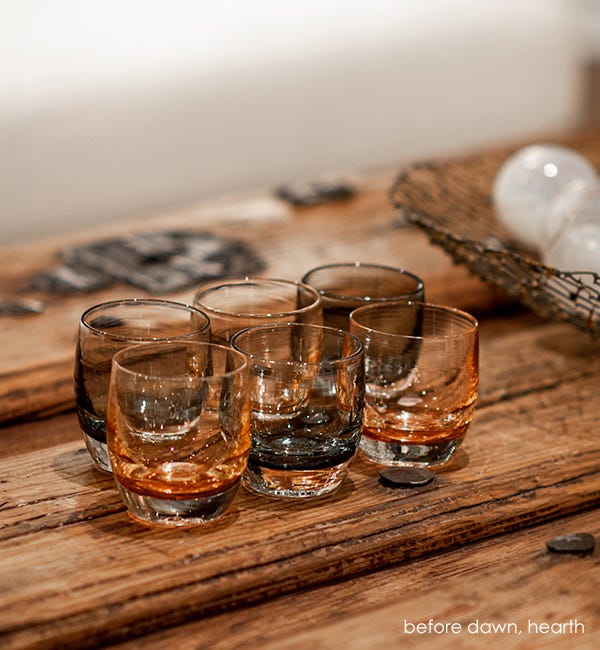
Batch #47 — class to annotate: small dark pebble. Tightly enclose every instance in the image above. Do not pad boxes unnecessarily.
[379,467,435,488]
[546,533,596,555]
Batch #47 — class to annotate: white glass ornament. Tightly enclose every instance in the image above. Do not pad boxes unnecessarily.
[492,144,598,250]
[543,182,600,279]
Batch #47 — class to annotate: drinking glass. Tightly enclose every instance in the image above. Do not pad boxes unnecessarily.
[301,262,424,330]
[74,299,210,473]
[350,302,478,468]
[231,323,364,498]
[106,341,251,526]
[193,277,322,344]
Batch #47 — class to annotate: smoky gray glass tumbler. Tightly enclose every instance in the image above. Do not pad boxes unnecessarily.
[231,323,364,498]
[74,298,210,472]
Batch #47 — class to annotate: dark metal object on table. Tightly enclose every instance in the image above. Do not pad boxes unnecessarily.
[276,179,356,207]
[0,297,46,316]
[25,230,265,296]
[26,266,113,295]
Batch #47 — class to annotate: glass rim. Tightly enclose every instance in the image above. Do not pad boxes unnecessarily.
[301,262,424,302]
[193,276,322,318]
[230,322,363,366]
[350,300,478,340]
[111,340,248,381]
[80,298,210,342]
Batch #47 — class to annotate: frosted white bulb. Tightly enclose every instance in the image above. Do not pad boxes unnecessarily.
[492,144,598,250]
[544,178,600,247]
[543,183,600,279]
[543,224,600,277]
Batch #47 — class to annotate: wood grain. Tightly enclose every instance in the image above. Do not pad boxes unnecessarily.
[0,342,598,647]
[108,507,600,649]
[0,167,510,424]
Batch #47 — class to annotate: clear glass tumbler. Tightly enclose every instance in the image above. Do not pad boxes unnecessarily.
[301,262,424,330]
[106,341,251,526]
[350,301,478,468]
[74,299,210,473]
[193,277,322,344]
[231,323,364,498]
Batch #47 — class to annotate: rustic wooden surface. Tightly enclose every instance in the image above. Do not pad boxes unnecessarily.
[110,506,600,649]
[1,343,599,650]
[0,167,509,424]
[1,142,599,649]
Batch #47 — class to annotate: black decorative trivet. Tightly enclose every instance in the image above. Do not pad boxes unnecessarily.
[25,230,265,295]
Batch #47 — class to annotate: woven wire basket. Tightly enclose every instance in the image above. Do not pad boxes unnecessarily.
[390,132,600,337]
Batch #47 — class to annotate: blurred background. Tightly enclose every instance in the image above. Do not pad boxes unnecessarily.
[1,0,599,245]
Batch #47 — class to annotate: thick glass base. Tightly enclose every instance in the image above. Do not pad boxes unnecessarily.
[243,458,352,498]
[359,436,463,468]
[82,432,112,473]
[115,481,240,526]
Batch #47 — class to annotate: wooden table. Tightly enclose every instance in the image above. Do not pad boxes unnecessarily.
[1,141,599,649]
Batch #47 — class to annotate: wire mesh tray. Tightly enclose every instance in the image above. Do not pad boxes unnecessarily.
[390,132,600,337]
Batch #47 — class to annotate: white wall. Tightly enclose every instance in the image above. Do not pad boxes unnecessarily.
[0,0,588,244]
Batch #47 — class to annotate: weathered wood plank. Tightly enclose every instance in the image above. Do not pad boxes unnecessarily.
[477,319,600,407]
[0,412,81,460]
[255,515,600,650]
[0,167,509,425]
[108,507,600,649]
[0,369,598,648]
